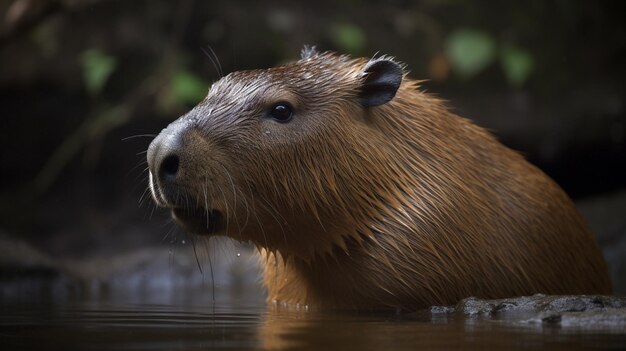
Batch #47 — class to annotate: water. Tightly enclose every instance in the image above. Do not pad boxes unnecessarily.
[1,288,625,350]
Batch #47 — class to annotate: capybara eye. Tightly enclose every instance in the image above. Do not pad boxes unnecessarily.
[269,103,293,122]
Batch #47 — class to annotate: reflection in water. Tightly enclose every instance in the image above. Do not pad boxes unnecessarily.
[1,289,624,351]
[258,307,626,351]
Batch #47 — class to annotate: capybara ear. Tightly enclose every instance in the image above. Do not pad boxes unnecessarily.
[359,57,403,107]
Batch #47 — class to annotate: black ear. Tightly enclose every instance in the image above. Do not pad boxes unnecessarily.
[359,58,403,107]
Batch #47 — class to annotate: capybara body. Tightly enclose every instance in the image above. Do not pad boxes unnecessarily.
[147,48,612,310]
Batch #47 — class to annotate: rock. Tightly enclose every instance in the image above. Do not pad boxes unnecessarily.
[431,294,626,329]
[522,308,626,329]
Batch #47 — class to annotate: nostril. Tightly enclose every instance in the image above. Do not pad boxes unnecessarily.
[160,154,180,178]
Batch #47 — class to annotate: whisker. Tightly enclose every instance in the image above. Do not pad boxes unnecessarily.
[250,201,269,250]
[162,221,177,241]
[257,197,287,246]
[134,169,150,184]
[202,178,210,231]
[190,235,203,275]
[209,45,224,77]
[130,163,149,182]
[259,196,288,224]
[183,190,188,210]
[122,134,157,141]
[201,45,224,78]
[220,165,242,236]
[216,178,230,235]
[241,182,269,248]
[138,186,151,207]
[239,189,250,234]
[206,243,216,305]
[241,180,260,241]
[148,202,157,220]
[125,159,148,180]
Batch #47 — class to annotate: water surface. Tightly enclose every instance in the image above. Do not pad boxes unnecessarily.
[1,287,624,350]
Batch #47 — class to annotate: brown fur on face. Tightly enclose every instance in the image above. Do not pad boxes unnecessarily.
[147,48,612,310]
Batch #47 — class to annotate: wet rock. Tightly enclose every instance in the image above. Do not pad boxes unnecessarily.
[431,294,626,329]
[523,308,626,329]
[447,294,626,316]
[429,305,455,314]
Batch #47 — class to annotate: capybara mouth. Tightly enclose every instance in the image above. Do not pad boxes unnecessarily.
[171,207,222,235]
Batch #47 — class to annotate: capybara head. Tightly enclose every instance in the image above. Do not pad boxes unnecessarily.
[147,48,408,258]
[148,47,611,309]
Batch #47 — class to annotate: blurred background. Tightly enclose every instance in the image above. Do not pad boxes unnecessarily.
[0,0,624,303]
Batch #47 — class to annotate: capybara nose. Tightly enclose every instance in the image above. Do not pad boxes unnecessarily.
[147,130,183,185]
[159,153,180,180]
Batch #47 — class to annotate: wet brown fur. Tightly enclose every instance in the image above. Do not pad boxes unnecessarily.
[150,50,612,310]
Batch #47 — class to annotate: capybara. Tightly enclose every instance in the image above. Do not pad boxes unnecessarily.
[147,47,612,310]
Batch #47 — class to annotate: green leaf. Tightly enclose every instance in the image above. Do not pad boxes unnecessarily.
[81,49,117,95]
[330,23,366,54]
[445,29,496,79]
[171,70,208,105]
[500,45,534,87]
